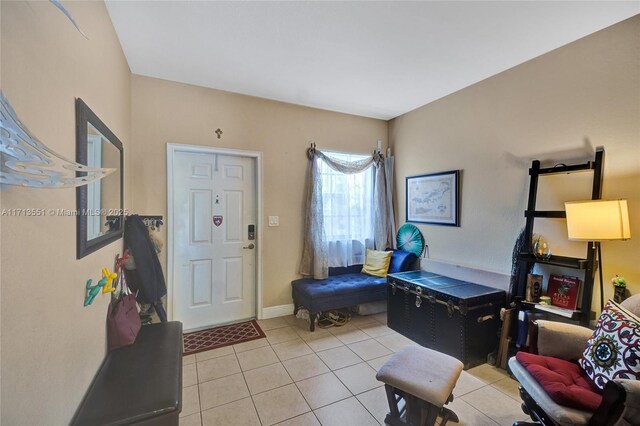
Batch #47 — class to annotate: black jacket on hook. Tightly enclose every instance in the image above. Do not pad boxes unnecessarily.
[124,215,167,322]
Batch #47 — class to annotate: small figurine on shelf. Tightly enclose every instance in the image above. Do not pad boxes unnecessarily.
[612,275,628,303]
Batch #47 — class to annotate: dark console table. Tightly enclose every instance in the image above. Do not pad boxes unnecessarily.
[387,271,506,369]
[71,322,183,425]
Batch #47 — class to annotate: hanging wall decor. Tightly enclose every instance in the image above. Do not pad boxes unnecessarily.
[101,267,118,294]
[406,170,460,226]
[84,277,107,307]
[0,91,115,188]
[49,0,88,39]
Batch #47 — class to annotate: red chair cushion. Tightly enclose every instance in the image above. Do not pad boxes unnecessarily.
[516,351,602,412]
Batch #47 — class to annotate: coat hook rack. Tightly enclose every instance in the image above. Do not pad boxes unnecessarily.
[138,215,164,230]
[105,216,122,232]
[105,215,164,232]
[215,128,223,139]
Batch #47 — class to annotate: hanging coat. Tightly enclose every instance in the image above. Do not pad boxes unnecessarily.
[124,215,167,322]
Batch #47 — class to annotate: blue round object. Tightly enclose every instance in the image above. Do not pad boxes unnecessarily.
[396,224,425,257]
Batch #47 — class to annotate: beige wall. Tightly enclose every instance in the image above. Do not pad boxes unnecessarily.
[1,2,131,424]
[130,75,388,308]
[390,16,640,309]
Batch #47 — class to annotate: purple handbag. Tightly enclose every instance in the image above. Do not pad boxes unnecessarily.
[107,273,141,351]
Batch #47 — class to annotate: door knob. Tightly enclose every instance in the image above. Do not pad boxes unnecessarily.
[243,243,255,250]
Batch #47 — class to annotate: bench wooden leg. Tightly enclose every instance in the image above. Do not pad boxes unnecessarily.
[309,312,315,331]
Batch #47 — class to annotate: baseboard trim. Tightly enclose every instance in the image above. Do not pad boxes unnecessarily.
[261,304,294,319]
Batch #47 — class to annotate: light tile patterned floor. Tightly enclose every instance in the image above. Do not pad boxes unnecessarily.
[181,313,529,426]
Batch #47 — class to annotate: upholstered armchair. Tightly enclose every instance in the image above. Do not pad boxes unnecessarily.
[509,294,640,426]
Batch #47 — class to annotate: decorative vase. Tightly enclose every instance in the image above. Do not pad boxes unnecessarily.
[532,236,552,260]
[614,287,628,303]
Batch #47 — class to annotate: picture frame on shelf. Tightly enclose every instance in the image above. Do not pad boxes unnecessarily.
[406,170,460,226]
[526,274,543,303]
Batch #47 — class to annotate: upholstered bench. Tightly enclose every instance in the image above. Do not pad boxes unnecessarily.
[292,250,417,331]
[376,345,463,426]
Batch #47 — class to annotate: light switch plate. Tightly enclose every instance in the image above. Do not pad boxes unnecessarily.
[268,216,279,227]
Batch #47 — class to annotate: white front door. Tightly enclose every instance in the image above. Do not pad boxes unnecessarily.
[172,150,257,331]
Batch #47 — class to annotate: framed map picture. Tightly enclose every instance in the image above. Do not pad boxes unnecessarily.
[406,170,460,226]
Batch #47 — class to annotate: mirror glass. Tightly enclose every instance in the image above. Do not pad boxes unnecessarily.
[76,99,124,259]
[86,123,121,240]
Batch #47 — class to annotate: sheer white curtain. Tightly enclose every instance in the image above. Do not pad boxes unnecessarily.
[318,152,374,267]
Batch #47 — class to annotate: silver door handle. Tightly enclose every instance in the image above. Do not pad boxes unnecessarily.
[243,244,255,249]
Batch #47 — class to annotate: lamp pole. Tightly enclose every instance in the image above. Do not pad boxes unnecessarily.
[596,242,604,312]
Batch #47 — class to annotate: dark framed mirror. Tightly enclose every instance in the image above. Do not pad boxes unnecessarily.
[76,98,124,259]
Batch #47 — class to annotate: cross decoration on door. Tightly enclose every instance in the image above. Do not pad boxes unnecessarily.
[212,215,223,227]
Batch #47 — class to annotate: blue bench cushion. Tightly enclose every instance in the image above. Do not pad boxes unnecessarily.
[292,273,387,313]
[388,249,419,274]
[328,250,417,276]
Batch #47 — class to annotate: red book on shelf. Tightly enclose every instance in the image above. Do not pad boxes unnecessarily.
[546,275,581,311]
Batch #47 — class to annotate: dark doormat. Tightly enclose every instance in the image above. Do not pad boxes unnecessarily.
[183,320,266,356]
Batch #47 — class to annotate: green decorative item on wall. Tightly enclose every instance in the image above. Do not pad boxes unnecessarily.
[396,223,425,257]
[84,277,107,307]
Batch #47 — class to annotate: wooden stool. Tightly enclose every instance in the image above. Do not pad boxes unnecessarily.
[376,346,463,426]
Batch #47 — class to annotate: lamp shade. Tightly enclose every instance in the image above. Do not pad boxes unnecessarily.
[565,200,631,241]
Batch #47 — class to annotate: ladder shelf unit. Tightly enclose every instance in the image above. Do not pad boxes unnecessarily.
[516,148,604,327]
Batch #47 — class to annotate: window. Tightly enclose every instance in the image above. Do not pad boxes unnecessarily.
[318,151,374,266]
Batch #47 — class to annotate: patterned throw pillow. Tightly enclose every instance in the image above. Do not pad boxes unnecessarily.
[579,300,640,389]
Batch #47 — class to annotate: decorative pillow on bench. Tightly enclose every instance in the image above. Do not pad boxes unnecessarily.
[361,249,393,277]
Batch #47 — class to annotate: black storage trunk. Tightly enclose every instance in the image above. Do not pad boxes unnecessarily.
[387,270,506,369]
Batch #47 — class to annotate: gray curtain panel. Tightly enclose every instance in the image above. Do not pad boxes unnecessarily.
[385,154,397,249]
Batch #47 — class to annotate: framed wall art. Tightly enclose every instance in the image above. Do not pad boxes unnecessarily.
[406,170,460,226]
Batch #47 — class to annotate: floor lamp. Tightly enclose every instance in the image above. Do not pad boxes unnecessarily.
[565,200,631,312]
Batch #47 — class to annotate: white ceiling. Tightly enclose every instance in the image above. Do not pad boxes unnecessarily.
[105,1,639,120]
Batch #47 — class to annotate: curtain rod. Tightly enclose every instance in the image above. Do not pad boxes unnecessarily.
[308,140,384,154]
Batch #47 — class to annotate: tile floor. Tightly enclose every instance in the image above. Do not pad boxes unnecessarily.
[180,312,529,426]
